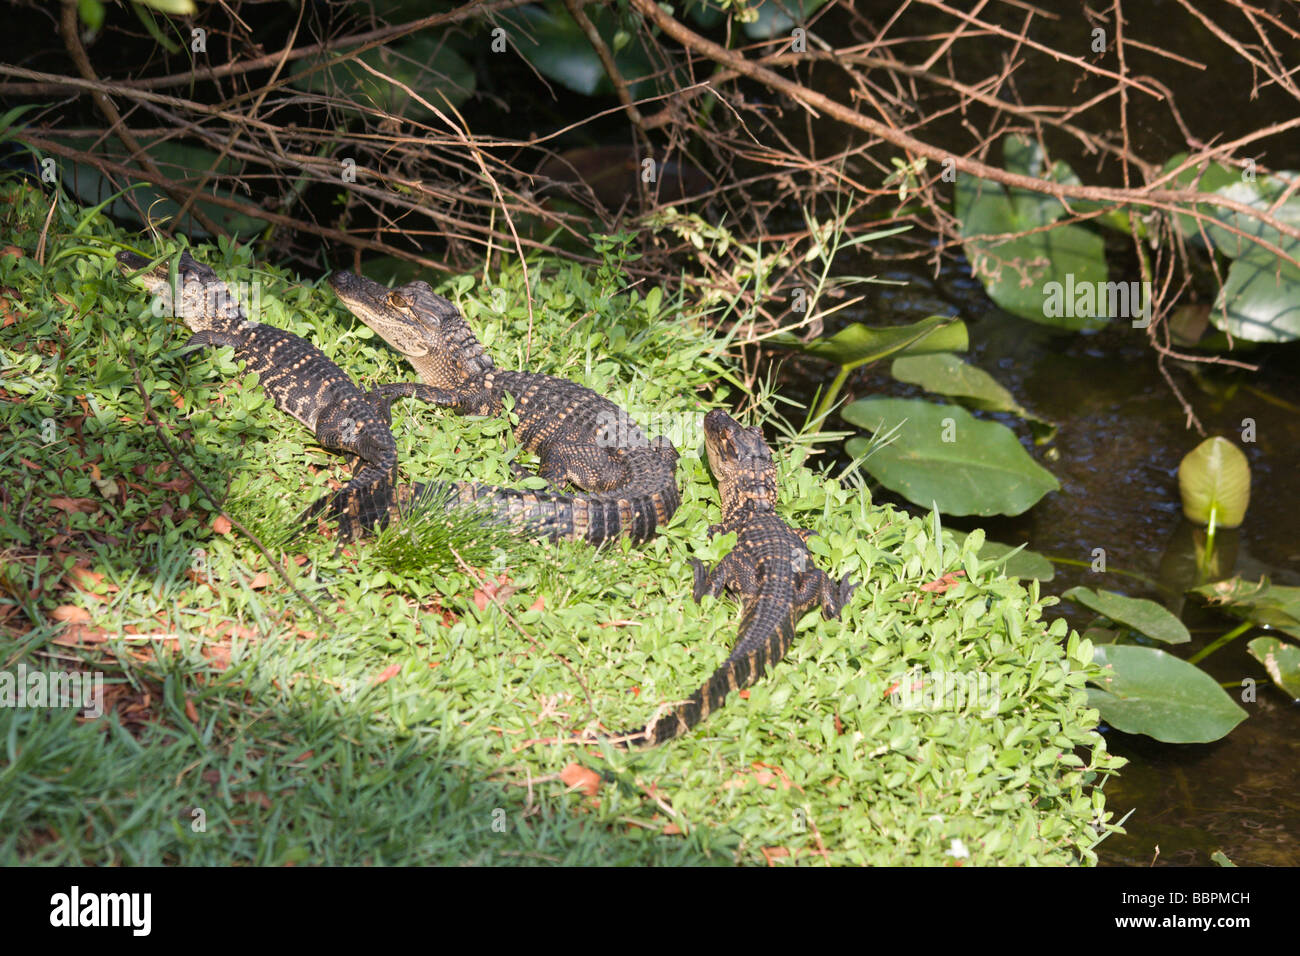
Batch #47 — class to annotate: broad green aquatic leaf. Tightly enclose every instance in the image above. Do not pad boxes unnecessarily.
[1204,171,1300,258]
[1063,586,1190,645]
[890,352,1018,407]
[290,36,475,118]
[1212,238,1300,343]
[841,397,1059,516]
[1159,154,1240,242]
[1190,576,1300,640]
[771,315,966,368]
[946,529,1054,580]
[1154,162,1300,342]
[496,5,659,97]
[1178,436,1251,528]
[1088,644,1248,743]
[1247,638,1300,699]
[889,352,1055,440]
[953,136,1108,329]
[48,139,267,238]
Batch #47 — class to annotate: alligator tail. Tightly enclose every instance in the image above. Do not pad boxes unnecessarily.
[615,592,799,747]
[407,445,680,544]
[297,442,679,544]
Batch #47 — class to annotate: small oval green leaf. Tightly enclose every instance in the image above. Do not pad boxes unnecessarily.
[771,315,967,369]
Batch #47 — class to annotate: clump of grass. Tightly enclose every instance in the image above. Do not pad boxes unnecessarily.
[225,486,299,551]
[367,484,516,576]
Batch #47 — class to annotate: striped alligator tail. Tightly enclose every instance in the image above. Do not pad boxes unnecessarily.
[384,445,679,545]
[617,591,799,747]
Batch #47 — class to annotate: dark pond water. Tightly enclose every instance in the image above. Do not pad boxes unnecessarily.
[752,0,1300,867]
[770,252,1300,867]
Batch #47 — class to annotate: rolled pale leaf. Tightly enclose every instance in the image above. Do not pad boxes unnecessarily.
[1177,436,1251,528]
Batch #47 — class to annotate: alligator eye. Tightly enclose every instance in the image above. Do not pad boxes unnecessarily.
[386,293,410,310]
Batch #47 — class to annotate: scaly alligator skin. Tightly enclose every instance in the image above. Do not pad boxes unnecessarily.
[618,409,856,746]
[329,271,680,544]
[117,251,397,540]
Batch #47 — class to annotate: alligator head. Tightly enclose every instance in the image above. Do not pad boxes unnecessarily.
[328,271,493,389]
[701,409,778,516]
[116,250,244,332]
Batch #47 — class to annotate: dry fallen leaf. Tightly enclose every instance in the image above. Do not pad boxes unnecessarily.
[49,497,99,514]
[560,762,601,797]
[472,572,518,611]
[248,572,272,589]
[211,515,233,535]
[761,847,791,866]
[51,605,91,624]
[372,662,401,685]
[920,571,966,594]
[51,624,110,646]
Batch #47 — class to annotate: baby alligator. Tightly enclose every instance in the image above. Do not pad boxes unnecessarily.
[618,409,856,746]
[117,250,397,541]
[329,271,680,544]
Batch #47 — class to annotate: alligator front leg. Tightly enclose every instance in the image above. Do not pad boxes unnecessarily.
[690,552,744,603]
[181,329,244,354]
[372,382,462,407]
[797,569,857,619]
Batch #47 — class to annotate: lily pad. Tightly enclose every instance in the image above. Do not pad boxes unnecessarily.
[1063,586,1190,645]
[1159,154,1240,243]
[1247,637,1300,699]
[890,352,1054,438]
[1177,436,1251,528]
[1204,172,1300,259]
[1213,237,1300,343]
[842,397,1059,516]
[1088,644,1248,743]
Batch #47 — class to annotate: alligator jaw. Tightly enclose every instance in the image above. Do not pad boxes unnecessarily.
[328,270,435,359]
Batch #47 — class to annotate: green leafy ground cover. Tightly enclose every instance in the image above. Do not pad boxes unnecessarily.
[0,179,1123,864]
